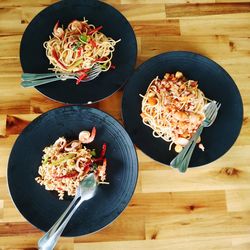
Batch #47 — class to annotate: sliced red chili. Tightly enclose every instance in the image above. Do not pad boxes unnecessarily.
[93,143,107,162]
[76,68,90,74]
[94,57,107,63]
[53,20,59,32]
[100,143,107,158]
[84,165,90,174]
[77,47,83,57]
[89,39,97,48]
[110,64,116,69]
[87,25,103,35]
[52,48,67,69]
[76,72,88,85]
[53,170,78,179]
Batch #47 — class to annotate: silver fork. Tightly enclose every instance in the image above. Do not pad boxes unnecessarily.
[21,64,101,88]
[38,173,97,250]
[170,101,221,173]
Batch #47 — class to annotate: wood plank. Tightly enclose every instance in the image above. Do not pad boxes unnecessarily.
[0,0,56,7]
[232,235,250,250]
[141,164,250,193]
[226,189,250,212]
[0,222,40,236]
[131,20,180,36]
[0,235,73,249]
[74,238,232,250]
[0,135,17,177]
[165,3,250,18]
[113,4,167,21]
[122,0,216,3]
[0,115,7,136]
[74,214,145,243]
[180,15,250,36]
[216,0,250,2]
[6,114,39,135]
[145,212,250,240]
[125,191,226,216]
[228,37,250,51]
[0,58,22,77]
[94,90,123,123]
[140,35,230,57]
[29,96,64,114]
[0,7,25,35]
[0,35,21,58]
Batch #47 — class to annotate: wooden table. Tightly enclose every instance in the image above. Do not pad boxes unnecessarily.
[1,0,250,249]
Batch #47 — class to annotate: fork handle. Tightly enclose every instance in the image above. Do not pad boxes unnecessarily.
[38,195,84,250]
[22,73,59,80]
[21,77,61,88]
[170,125,204,172]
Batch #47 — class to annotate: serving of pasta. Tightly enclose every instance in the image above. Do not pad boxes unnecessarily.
[35,127,108,200]
[140,71,210,153]
[44,18,120,84]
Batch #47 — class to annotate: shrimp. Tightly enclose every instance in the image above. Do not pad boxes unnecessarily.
[68,20,83,32]
[64,140,81,152]
[75,158,90,173]
[189,112,203,124]
[172,111,189,121]
[79,127,96,144]
[53,21,64,38]
[53,137,66,150]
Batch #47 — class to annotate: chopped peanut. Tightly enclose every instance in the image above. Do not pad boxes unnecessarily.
[175,71,183,79]
[175,144,183,153]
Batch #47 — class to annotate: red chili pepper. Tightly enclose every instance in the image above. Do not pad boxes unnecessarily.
[100,143,107,158]
[110,64,116,69]
[89,39,97,48]
[94,57,107,63]
[87,25,103,35]
[76,68,90,74]
[76,72,88,85]
[52,48,67,69]
[84,165,90,174]
[53,20,59,32]
[93,143,107,162]
[77,47,83,57]
[53,171,78,179]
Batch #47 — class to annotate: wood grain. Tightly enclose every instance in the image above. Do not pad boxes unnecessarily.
[0,0,250,249]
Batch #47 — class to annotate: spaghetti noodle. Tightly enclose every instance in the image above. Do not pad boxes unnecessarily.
[43,18,120,84]
[140,71,209,152]
[35,127,108,200]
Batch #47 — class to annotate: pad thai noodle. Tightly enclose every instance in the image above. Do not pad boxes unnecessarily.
[140,71,210,152]
[44,18,120,84]
[35,127,108,199]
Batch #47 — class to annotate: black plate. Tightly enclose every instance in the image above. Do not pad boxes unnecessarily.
[20,0,137,104]
[7,106,138,236]
[122,51,243,167]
